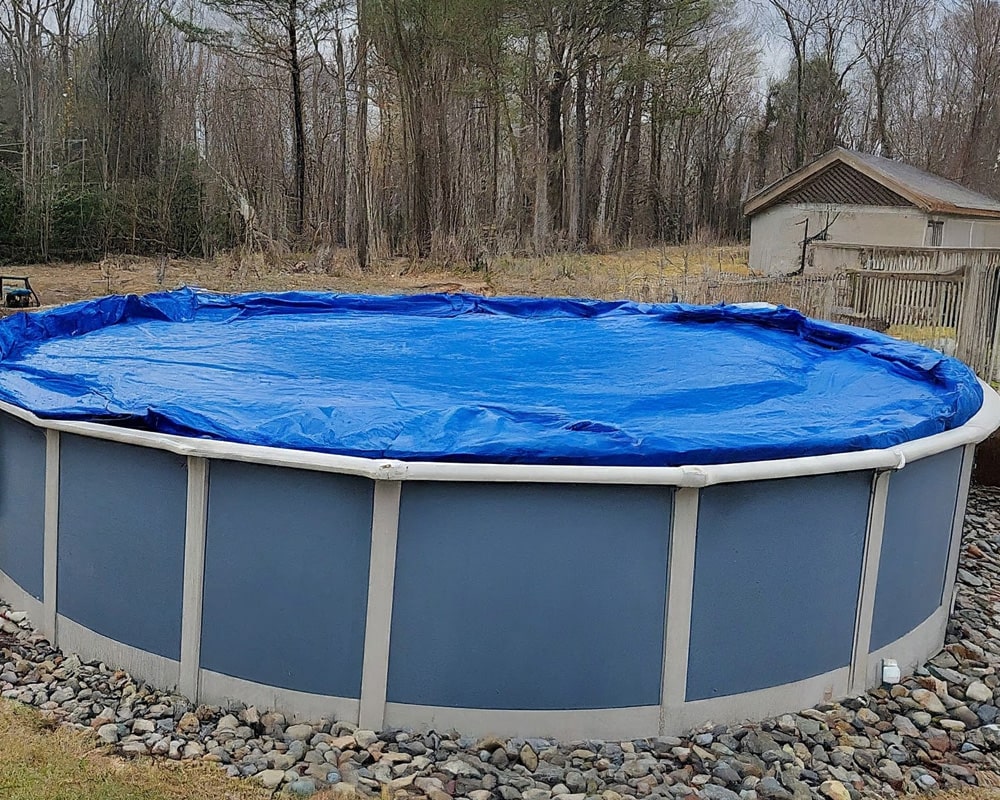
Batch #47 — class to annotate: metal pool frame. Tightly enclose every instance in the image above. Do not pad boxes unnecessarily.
[0,384,997,740]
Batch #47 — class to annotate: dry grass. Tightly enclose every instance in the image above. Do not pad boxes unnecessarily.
[5,244,749,309]
[0,700,271,800]
[934,789,1000,800]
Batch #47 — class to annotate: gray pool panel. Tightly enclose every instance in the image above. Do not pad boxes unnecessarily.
[0,391,987,738]
[200,461,374,698]
[687,472,871,701]
[869,447,964,652]
[0,415,45,600]
[387,482,673,710]
[57,435,186,660]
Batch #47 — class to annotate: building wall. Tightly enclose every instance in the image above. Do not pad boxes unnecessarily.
[749,204,930,275]
[942,219,974,247]
[971,220,1000,246]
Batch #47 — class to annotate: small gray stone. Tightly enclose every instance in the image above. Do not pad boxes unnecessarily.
[441,757,483,778]
[353,729,379,748]
[701,785,741,800]
[756,777,791,800]
[216,713,240,731]
[50,687,75,704]
[566,770,587,793]
[285,723,314,742]
[967,681,993,703]
[121,741,148,756]
[270,752,296,770]
[97,724,119,744]
[257,769,285,789]
[910,711,933,728]
[623,757,655,778]
[289,778,317,796]
[952,705,980,728]
[876,759,903,784]
[712,763,742,786]
[911,689,946,715]
[958,568,983,587]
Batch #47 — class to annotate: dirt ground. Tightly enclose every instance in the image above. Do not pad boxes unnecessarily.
[3,245,749,310]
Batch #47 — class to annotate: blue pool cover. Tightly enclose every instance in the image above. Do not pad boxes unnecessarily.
[0,288,983,466]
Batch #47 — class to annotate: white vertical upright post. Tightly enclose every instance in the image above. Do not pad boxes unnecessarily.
[41,429,60,644]
[943,443,976,614]
[660,487,699,733]
[848,468,892,695]
[180,456,209,701]
[358,480,401,731]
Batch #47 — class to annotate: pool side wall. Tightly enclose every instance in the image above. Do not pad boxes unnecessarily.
[0,409,982,739]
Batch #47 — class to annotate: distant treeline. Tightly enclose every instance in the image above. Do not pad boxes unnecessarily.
[1,0,998,265]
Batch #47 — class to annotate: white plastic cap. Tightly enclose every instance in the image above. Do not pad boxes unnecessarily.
[882,658,901,685]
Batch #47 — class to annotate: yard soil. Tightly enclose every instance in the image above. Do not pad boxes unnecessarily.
[3,245,748,311]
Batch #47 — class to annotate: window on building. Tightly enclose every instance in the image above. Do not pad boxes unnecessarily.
[927,220,944,247]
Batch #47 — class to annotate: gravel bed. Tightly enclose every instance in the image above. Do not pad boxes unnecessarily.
[5,487,1000,798]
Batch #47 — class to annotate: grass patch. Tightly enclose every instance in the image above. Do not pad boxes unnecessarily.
[7,245,749,310]
[888,324,957,341]
[0,700,269,800]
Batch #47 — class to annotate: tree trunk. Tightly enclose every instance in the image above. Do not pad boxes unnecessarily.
[406,82,432,257]
[529,36,548,252]
[649,91,662,240]
[616,80,645,244]
[335,29,349,245]
[546,71,567,235]
[574,54,587,247]
[287,0,306,236]
[615,3,651,244]
[355,2,370,270]
[436,76,453,236]
[753,89,776,188]
[792,41,806,169]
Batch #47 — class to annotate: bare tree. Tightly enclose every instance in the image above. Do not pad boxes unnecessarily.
[355,0,369,269]
[166,0,339,237]
[855,0,928,156]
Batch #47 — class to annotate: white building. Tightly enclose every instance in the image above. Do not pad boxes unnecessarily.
[745,148,1000,275]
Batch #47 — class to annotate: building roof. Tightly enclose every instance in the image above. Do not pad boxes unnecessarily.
[744,147,1000,219]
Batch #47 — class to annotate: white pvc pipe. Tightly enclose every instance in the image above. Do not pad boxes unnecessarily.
[1,380,998,487]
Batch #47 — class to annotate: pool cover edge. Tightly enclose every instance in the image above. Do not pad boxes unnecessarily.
[0,288,984,468]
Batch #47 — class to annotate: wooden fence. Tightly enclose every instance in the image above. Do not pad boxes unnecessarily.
[673,245,1000,381]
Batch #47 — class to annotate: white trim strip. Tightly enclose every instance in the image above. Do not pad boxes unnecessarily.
[848,469,891,694]
[661,487,698,732]
[671,666,851,734]
[0,382,994,488]
[199,668,360,724]
[42,429,59,644]
[383,701,661,740]
[57,615,180,690]
[866,605,949,688]
[943,443,976,613]
[358,480,401,730]
[0,569,43,628]
[179,457,209,701]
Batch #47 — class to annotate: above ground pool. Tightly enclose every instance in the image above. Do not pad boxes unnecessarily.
[0,288,995,739]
